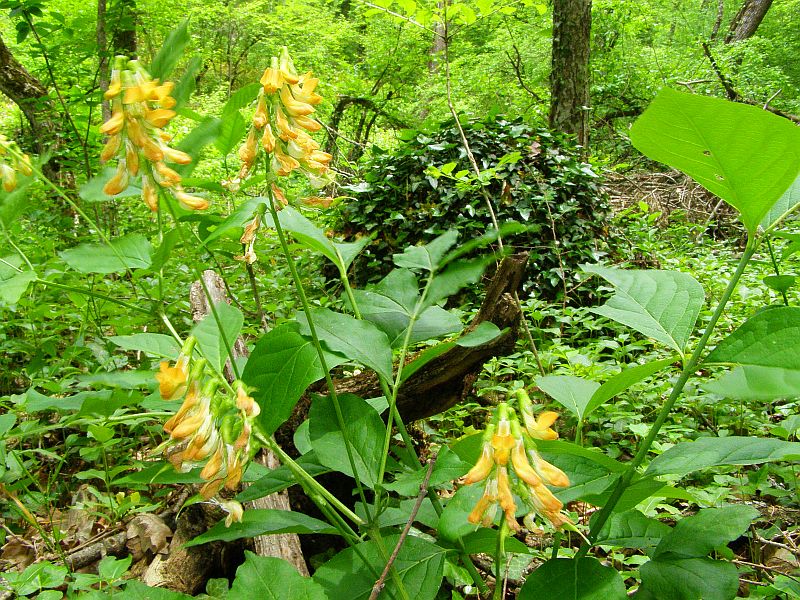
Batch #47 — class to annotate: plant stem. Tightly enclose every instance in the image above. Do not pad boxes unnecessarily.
[265,194,372,520]
[493,519,509,600]
[579,238,758,555]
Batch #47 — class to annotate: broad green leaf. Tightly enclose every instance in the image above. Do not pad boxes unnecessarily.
[457,322,503,346]
[355,498,439,530]
[184,510,337,547]
[171,55,202,110]
[763,173,800,231]
[175,117,222,177]
[654,505,759,558]
[0,270,35,304]
[236,452,330,502]
[22,388,112,413]
[425,257,490,307]
[242,322,346,436]
[399,341,456,383]
[278,205,339,263]
[536,375,599,422]
[646,436,800,477]
[0,413,16,437]
[763,274,796,293]
[297,308,393,381]
[149,19,191,79]
[437,481,483,541]
[60,234,153,274]
[630,88,800,234]
[3,562,68,596]
[639,555,738,600]
[108,333,180,358]
[354,269,463,347]
[704,365,800,400]
[336,237,372,270]
[393,230,458,271]
[594,509,670,549]
[191,301,244,373]
[584,477,695,514]
[705,306,800,369]
[309,393,385,488]
[588,358,676,413]
[313,535,445,600]
[460,528,531,555]
[518,557,626,600]
[582,265,704,353]
[215,111,247,156]
[228,553,327,600]
[150,228,181,271]
[203,197,266,244]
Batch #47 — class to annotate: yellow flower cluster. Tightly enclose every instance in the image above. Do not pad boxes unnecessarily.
[236,47,332,187]
[463,399,571,532]
[156,337,260,514]
[100,56,208,212]
[0,135,33,192]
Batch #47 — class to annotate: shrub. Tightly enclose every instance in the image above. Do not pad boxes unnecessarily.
[336,114,610,302]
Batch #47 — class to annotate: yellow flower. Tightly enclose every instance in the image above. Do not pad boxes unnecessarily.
[103,161,130,196]
[155,355,190,400]
[463,442,494,485]
[220,500,244,527]
[261,124,277,153]
[99,56,208,212]
[291,114,322,132]
[260,57,283,93]
[1,164,16,193]
[515,388,560,440]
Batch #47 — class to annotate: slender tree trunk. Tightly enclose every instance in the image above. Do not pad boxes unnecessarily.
[725,0,773,42]
[0,33,60,176]
[97,0,111,121]
[110,0,137,57]
[549,0,592,148]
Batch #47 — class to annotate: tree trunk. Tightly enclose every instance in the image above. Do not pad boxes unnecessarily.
[724,0,773,43]
[110,0,137,57]
[549,0,592,148]
[0,34,54,154]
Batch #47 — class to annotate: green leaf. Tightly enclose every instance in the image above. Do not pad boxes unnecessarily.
[108,333,180,359]
[228,553,327,600]
[309,393,385,488]
[203,197,266,245]
[457,322,503,347]
[425,257,490,307]
[588,358,676,413]
[149,19,191,80]
[704,365,800,400]
[171,55,202,110]
[460,528,531,555]
[215,111,247,156]
[353,269,463,347]
[536,375,599,422]
[654,505,759,558]
[313,535,445,600]
[184,510,337,547]
[4,561,67,596]
[646,436,800,477]
[582,265,705,353]
[175,117,221,177]
[79,168,143,203]
[763,274,796,293]
[236,452,330,502]
[150,228,182,271]
[242,322,346,436]
[705,306,800,369]
[437,482,483,541]
[393,230,459,271]
[22,388,112,413]
[118,580,193,599]
[60,234,153,274]
[630,88,800,234]
[0,270,35,305]
[384,447,470,495]
[518,557,627,600]
[191,302,244,373]
[297,308,393,381]
[639,555,738,600]
[594,509,670,549]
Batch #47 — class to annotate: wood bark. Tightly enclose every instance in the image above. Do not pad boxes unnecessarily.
[725,0,774,43]
[188,270,309,576]
[0,33,56,158]
[549,0,592,148]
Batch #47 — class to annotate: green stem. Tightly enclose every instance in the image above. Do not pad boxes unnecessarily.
[579,238,758,556]
[766,237,789,306]
[265,190,372,520]
[259,434,365,527]
[493,519,509,600]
